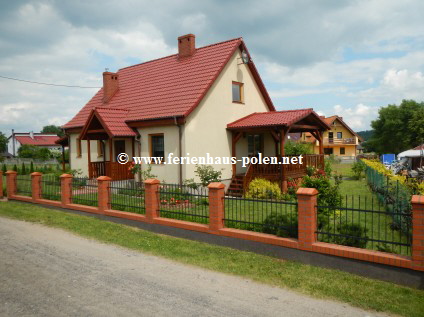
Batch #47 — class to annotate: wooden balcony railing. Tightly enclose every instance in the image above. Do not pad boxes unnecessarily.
[89,161,134,181]
[324,137,356,145]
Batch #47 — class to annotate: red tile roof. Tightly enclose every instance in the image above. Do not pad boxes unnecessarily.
[94,107,136,137]
[63,37,274,129]
[227,109,320,129]
[413,144,424,150]
[15,135,60,146]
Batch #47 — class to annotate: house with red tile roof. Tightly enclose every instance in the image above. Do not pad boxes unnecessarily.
[8,132,61,156]
[63,34,330,193]
[300,115,362,160]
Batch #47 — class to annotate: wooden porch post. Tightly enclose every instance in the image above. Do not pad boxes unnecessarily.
[280,128,288,192]
[318,130,324,155]
[87,137,91,178]
[61,145,66,172]
[231,132,242,178]
[109,138,113,162]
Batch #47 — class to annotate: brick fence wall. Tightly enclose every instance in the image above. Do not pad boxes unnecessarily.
[4,171,424,272]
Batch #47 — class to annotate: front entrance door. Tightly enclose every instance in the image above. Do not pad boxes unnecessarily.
[114,140,126,161]
[247,134,263,157]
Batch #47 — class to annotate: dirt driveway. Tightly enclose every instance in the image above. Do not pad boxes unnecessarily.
[0,217,387,316]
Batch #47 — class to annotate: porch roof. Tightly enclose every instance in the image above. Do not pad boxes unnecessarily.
[79,107,137,140]
[227,109,330,132]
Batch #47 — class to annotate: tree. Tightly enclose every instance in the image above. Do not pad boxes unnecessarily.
[41,125,64,137]
[0,132,7,153]
[18,145,52,160]
[369,100,424,154]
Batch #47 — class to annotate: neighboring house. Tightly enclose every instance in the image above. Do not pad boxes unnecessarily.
[8,131,61,156]
[300,115,362,158]
[62,34,330,192]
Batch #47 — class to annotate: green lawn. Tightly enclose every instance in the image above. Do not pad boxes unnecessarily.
[0,201,422,317]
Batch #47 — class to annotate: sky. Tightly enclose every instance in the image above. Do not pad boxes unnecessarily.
[1,0,424,137]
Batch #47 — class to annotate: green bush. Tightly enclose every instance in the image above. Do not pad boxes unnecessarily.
[245,178,282,199]
[332,223,369,248]
[351,160,365,180]
[284,140,313,155]
[194,164,222,187]
[21,163,27,175]
[13,164,17,172]
[2,164,6,173]
[262,213,298,238]
[29,161,34,173]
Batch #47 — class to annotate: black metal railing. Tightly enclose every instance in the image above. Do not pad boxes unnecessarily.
[316,195,412,256]
[16,175,32,197]
[109,181,145,214]
[41,174,61,201]
[71,177,98,207]
[224,191,298,238]
[159,184,209,224]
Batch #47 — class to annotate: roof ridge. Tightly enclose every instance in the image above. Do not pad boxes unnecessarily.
[120,37,242,71]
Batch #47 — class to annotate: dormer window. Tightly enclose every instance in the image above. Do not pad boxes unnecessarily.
[232,81,244,103]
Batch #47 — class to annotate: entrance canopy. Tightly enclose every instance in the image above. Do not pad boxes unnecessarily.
[79,107,137,140]
[227,108,330,133]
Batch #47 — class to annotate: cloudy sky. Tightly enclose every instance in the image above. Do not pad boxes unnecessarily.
[1,0,424,136]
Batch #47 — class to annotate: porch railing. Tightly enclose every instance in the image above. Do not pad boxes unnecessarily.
[324,137,356,145]
[89,161,134,181]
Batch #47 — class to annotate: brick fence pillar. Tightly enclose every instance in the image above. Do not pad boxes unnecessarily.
[0,171,3,199]
[297,188,318,250]
[208,182,225,231]
[60,174,73,207]
[31,172,42,202]
[144,179,160,222]
[6,170,17,198]
[412,195,424,271]
[97,176,111,213]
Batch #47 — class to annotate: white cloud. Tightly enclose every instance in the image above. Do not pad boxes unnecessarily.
[332,103,379,130]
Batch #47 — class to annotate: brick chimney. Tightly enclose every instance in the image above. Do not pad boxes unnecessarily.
[178,34,196,58]
[102,71,119,104]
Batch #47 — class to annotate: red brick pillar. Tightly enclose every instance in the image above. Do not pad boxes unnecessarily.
[31,172,42,202]
[6,170,17,198]
[144,179,160,222]
[297,188,318,250]
[97,176,111,213]
[0,171,3,199]
[60,174,73,207]
[208,182,225,231]
[412,195,424,271]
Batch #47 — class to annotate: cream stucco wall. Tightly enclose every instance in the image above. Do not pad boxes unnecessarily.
[136,125,180,183]
[183,49,271,182]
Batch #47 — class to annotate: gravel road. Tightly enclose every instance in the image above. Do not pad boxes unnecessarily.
[0,217,388,317]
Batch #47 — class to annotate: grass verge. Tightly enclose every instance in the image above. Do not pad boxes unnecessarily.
[0,200,423,317]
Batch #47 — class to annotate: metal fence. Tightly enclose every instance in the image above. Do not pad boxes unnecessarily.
[41,174,61,201]
[16,175,32,197]
[224,191,298,237]
[71,177,98,207]
[159,184,209,224]
[109,180,145,214]
[316,195,412,256]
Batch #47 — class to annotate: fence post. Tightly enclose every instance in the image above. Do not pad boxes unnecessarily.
[144,178,160,222]
[97,176,111,213]
[60,174,73,207]
[297,188,318,250]
[412,195,424,271]
[31,172,42,202]
[208,182,225,231]
[0,171,3,199]
[6,170,17,198]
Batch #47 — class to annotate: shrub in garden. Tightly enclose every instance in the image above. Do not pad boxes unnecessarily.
[2,164,6,173]
[194,164,222,187]
[351,160,365,180]
[13,164,17,172]
[332,223,369,248]
[262,213,298,238]
[29,161,34,173]
[245,178,281,199]
[21,163,26,175]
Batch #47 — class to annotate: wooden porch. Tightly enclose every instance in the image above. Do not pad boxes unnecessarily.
[226,109,330,196]
[89,161,134,180]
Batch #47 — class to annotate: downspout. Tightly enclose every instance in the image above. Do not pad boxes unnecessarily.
[12,129,15,157]
[174,116,183,186]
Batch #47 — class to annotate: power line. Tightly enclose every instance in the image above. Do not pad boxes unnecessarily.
[0,75,101,88]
